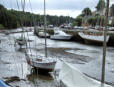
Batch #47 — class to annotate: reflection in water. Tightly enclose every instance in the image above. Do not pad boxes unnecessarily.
[27,68,55,87]
[17,48,26,53]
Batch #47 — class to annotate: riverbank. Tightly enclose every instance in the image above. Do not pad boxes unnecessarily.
[35,27,114,46]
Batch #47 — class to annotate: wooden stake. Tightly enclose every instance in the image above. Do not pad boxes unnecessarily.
[101,0,109,84]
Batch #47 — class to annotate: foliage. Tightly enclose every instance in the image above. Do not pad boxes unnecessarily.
[110,19,114,26]
[0,4,74,29]
[0,24,4,29]
[87,16,105,26]
[72,16,82,26]
[111,22,114,26]
[110,4,114,16]
[82,7,92,16]
[96,0,105,11]
[73,14,106,27]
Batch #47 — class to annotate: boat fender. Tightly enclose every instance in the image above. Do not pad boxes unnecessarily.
[27,59,30,64]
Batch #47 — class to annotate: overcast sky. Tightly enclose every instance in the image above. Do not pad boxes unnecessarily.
[0,0,114,18]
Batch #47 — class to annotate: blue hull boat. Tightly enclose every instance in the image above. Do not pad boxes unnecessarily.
[0,80,9,87]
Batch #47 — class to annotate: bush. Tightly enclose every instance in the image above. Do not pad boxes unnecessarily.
[111,22,114,26]
[0,24,4,29]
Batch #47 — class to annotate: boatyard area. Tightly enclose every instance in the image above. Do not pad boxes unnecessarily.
[0,28,114,87]
[0,0,114,87]
[35,27,114,46]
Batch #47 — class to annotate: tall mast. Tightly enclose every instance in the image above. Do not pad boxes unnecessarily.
[44,0,47,57]
[21,0,25,37]
[101,0,109,84]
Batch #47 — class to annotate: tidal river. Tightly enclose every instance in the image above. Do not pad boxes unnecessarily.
[0,28,114,87]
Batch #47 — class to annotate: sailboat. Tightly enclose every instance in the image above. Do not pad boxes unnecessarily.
[26,0,56,72]
[57,0,113,87]
[78,6,110,44]
[16,0,26,47]
[78,31,109,44]
[16,32,26,46]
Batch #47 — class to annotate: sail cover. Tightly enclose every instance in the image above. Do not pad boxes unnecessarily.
[59,61,113,87]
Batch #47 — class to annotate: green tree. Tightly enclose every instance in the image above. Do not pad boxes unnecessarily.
[0,4,8,27]
[110,4,114,16]
[73,16,82,26]
[96,0,105,11]
[0,24,4,29]
[87,16,105,26]
[82,7,92,16]
[0,4,74,29]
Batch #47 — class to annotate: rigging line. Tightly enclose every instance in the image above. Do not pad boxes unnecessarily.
[20,1,33,80]
[0,0,4,5]
[10,0,21,77]
[16,0,20,10]
[29,0,36,26]
[24,0,33,57]
[20,0,28,49]
[22,0,25,12]
[29,0,33,12]
[29,0,37,57]
[1,0,15,79]
[10,0,12,9]
[21,0,25,27]
[14,1,28,87]
[0,0,7,7]
[6,1,20,87]
[15,0,23,30]
[20,0,27,43]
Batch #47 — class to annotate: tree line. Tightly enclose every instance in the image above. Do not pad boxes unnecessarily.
[0,4,74,29]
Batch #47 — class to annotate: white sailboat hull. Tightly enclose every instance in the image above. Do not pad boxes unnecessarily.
[78,32,109,43]
[30,61,56,70]
[50,28,72,40]
[50,35,72,40]
[27,57,56,72]
[38,32,50,38]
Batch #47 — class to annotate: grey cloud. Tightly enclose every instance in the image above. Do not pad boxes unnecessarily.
[0,0,114,11]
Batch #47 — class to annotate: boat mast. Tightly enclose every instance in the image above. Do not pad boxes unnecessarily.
[44,0,47,57]
[21,0,25,38]
[101,0,109,84]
